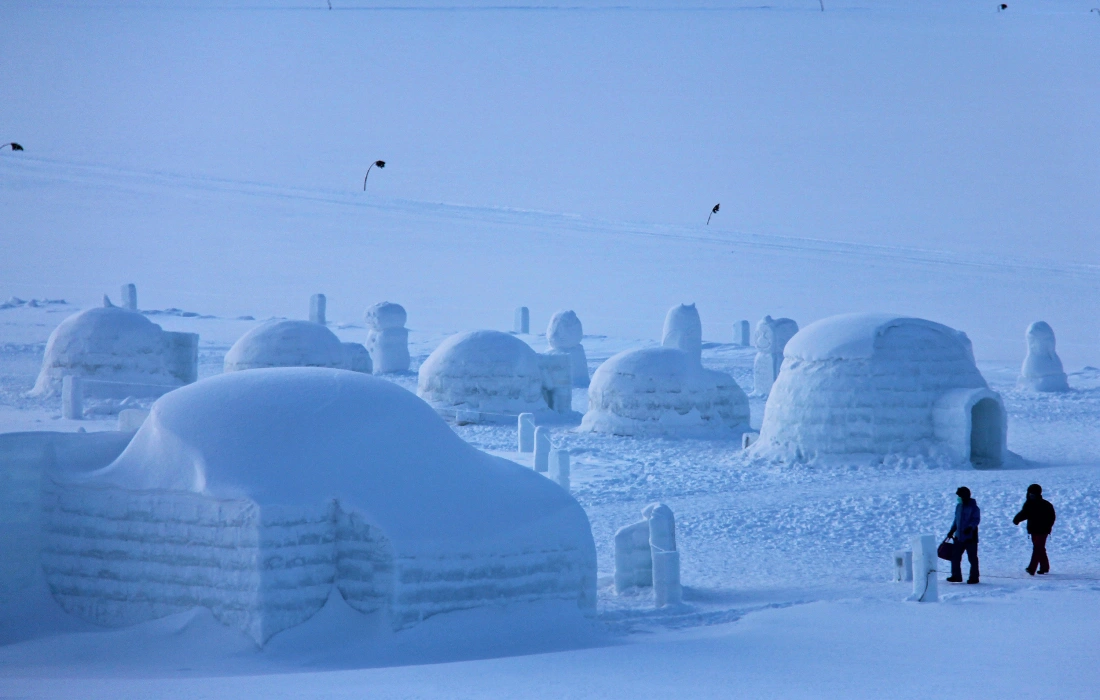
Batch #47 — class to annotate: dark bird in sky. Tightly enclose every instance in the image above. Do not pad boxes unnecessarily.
[363,160,386,190]
[1,143,23,151]
[707,203,720,225]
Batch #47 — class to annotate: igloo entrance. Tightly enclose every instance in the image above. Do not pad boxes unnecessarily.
[969,397,1004,468]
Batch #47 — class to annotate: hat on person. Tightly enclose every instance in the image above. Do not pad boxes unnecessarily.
[956,486,971,499]
[1027,483,1042,496]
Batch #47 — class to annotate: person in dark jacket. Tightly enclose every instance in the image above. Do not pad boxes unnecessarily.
[1013,483,1056,575]
[946,486,980,583]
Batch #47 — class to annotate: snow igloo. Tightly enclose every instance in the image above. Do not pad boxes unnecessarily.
[754,313,1007,467]
[40,368,596,645]
[417,330,575,423]
[581,304,751,438]
[224,319,371,374]
[31,306,197,397]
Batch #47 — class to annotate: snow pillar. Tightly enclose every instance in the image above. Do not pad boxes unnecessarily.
[518,413,535,453]
[643,503,681,606]
[737,320,750,347]
[614,521,652,593]
[661,304,702,367]
[909,535,938,602]
[550,448,570,491]
[547,310,589,387]
[165,331,199,384]
[534,426,550,472]
[120,284,137,311]
[310,294,326,325]
[62,376,83,420]
[514,307,529,334]
[893,549,913,582]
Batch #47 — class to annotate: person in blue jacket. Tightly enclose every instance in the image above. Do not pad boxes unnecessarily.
[946,486,980,584]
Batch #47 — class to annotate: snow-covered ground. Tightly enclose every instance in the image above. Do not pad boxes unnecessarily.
[3,0,1100,697]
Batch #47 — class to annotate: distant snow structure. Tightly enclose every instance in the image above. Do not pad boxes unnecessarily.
[224,319,354,373]
[753,313,1007,467]
[309,293,326,325]
[581,304,750,438]
[341,341,373,374]
[30,305,197,397]
[364,301,410,374]
[514,306,530,334]
[752,315,799,396]
[736,320,751,347]
[1017,321,1069,392]
[613,503,681,606]
[417,330,577,423]
[120,284,137,311]
[40,369,597,645]
[547,310,589,388]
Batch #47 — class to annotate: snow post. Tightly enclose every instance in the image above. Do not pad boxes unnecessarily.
[514,307,529,334]
[121,284,137,311]
[909,534,938,602]
[61,376,83,420]
[550,448,570,491]
[645,503,681,607]
[737,320,751,347]
[534,426,550,472]
[893,549,913,582]
[517,413,535,452]
[310,294,326,325]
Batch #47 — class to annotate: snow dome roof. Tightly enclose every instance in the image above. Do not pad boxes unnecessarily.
[224,320,345,372]
[30,306,179,396]
[417,330,546,414]
[84,368,584,548]
[784,313,972,362]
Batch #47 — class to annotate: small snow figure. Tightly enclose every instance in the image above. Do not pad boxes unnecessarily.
[707,203,719,225]
[1,142,23,151]
[661,303,703,367]
[547,310,589,388]
[752,315,798,396]
[945,486,980,584]
[363,160,386,190]
[1012,484,1056,576]
[1018,321,1069,392]
[364,301,410,373]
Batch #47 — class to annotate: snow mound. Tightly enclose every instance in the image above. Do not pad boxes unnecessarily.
[223,320,345,372]
[755,313,1007,467]
[417,330,547,416]
[581,347,750,438]
[43,368,596,645]
[30,306,190,397]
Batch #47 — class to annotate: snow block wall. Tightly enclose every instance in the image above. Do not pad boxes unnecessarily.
[40,369,596,644]
[0,431,132,605]
[31,307,197,397]
[224,320,346,373]
[582,305,750,438]
[755,314,1007,466]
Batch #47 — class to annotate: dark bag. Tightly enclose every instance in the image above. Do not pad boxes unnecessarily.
[937,537,954,561]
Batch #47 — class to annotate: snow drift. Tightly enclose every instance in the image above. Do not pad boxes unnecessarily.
[40,368,597,645]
